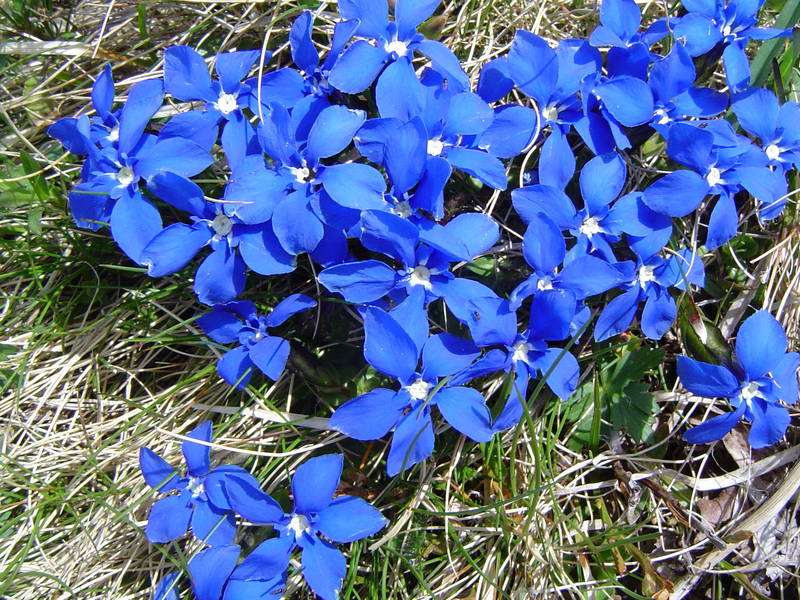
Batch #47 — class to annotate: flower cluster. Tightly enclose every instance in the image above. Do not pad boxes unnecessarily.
[141,422,386,600]
[47,0,800,595]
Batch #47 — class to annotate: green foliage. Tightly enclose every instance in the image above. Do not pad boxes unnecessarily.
[566,343,665,449]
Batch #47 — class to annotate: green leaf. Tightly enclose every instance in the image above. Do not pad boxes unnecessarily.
[609,382,657,442]
[750,0,800,87]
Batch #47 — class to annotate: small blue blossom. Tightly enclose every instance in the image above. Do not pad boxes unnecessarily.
[196,295,316,389]
[140,421,261,546]
[678,310,799,448]
[224,454,387,600]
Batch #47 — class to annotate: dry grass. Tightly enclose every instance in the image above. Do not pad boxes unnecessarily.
[1,1,799,599]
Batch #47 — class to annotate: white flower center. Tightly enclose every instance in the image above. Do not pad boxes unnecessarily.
[409,265,432,289]
[287,513,311,537]
[115,166,135,186]
[542,104,559,122]
[537,276,554,291]
[215,92,238,115]
[107,126,120,142]
[765,144,782,161]
[512,341,532,363]
[653,108,671,125]
[384,40,408,57]
[706,167,722,187]
[289,166,311,183]
[740,380,764,402]
[211,213,233,237]
[407,378,432,401]
[187,476,205,498]
[637,265,656,287]
[427,139,444,157]
[579,216,603,237]
[393,201,412,218]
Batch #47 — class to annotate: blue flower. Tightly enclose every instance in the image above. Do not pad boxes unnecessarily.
[140,421,261,546]
[673,0,792,91]
[318,209,499,309]
[647,42,728,129]
[187,544,286,600]
[355,67,511,199]
[49,76,213,266]
[196,295,316,389]
[594,249,705,341]
[731,87,797,217]
[588,0,668,79]
[678,310,799,448]
[330,290,499,475]
[328,0,468,94]
[456,292,581,431]
[642,121,784,248]
[507,211,625,313]
[224,454,387,600]
[162,46,270,169]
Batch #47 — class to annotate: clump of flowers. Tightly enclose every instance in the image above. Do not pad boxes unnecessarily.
[44,0,800,596]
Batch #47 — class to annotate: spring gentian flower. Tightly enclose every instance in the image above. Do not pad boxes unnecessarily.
[185,544,286,600]
[678,310,799,448]
[162,46,269,169]
[224,454,386,600]
[648,42,728,129]
[197,295,316,389]
[507,211,625,312]
[459,291,581,431]
[643,122,784,248]
[140,421,261,546]
[141,171,296,305]
[594,249,705,341]
[673,0,792,91]
[732,88,800,172]
[330,290,498,475]
[328,0,468,94]
[588,0,668,79]
[318,209,499,308]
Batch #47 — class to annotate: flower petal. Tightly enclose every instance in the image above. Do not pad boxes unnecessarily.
[748,400,790,449]
[248,336,290,381]
[194,244,246,306]
[110,192,163,266]
[118,78,164,153]
[299,536,347,600]
[139,447,180,492]
[191,500,236,546]
[435,386,494,443]
[642,170,708,217]
[387,405,434,475]
[225,475,284,524]
[164,46,215,102]
[306,105,366,164]
[189,544,240,600]
[331,389,408,440]
[142,223,210,278]
[318,260,398,303]
[328,40,387,94]
[230,534,294,581]
[684,402,746,445]
[362,305,420,380]
[422,333,480,378]
[676,355,740,399]
[292,454,342,514]
[735,310,787,380]
[317,495,387,543]
[146,495,192,543]
[216,346,253,389]
[317,163,387,210]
